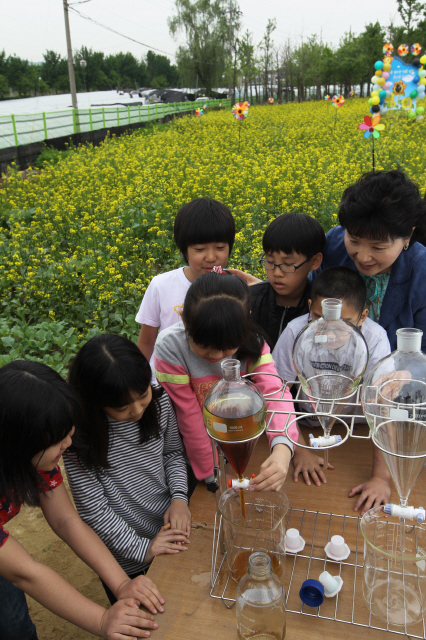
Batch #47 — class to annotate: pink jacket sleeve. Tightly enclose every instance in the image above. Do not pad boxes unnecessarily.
[247,343,298,455]
[154,356,215,481]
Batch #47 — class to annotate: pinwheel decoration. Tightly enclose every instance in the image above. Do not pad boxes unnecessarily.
[232,102,249,151]
[383,43,394,55]
[195,108,203,117]
[203,104,208,110]
[398,44,409,57]
[358,114,384,171]
[332,94,345,107]
[232,102,249,120]
[358,114,385,139]
[349,90,355,97]
[324,94,331,101]
[411,43,422,56]
[268,97,274,103]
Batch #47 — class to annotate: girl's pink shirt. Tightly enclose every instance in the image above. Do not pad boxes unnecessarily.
[154,322,297,481]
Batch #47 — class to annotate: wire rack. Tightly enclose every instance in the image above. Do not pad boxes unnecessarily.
[210,507,426,639]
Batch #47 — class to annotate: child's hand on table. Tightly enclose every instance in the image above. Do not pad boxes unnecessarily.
[249,444,291,492]
[115,575,165,614]
[293,446,334,486]
[145,525,190,564]
[100,598,159,638]
[349,476,391,515]
[163,499,191,537]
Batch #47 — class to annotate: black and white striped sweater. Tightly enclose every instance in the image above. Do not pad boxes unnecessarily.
[63,390,188,575]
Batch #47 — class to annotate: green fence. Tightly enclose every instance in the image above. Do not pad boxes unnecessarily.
[0,99,232,150]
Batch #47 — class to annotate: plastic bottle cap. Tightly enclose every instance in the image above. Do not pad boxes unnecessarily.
[299,579,325,607]
[396,328,423,353]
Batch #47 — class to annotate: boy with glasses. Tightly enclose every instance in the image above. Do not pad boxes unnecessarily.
[273,266,392,514]
[250,213,325,349]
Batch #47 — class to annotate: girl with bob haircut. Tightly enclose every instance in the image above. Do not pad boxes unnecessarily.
[0,360,165,640]
[64,334,191,605]
[321,169,426,351]
[154,271,298,491]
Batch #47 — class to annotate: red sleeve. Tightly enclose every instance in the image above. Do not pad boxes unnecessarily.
[38,465,64,493]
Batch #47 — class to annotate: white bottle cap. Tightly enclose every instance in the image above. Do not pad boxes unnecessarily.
[396,328,423,353]
[321,298,343,321]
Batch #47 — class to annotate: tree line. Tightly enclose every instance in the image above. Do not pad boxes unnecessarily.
[2,0,426,102]
[0,47,180,99]
[170,0,426,101]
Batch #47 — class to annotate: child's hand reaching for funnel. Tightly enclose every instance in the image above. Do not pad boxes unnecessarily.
[293,445,334,486]
[249,444,291,492]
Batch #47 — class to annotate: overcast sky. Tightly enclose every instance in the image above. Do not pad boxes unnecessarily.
[1,0,403,63]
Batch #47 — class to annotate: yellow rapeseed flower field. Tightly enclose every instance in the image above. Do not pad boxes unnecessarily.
[0,100,425,368]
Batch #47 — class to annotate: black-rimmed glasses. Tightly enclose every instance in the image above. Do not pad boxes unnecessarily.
[259,254,309,274]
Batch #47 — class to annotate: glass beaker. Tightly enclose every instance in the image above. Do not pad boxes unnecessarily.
[361,505,426,626]
[219,488,289,583]
[236,552,286,640]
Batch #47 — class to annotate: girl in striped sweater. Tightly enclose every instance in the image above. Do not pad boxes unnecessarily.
[154,271,298,491]
[63,334,191,605]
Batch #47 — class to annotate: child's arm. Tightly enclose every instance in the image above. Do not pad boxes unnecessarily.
[349,443,391,515]
[46,471,185,609]
[226,268,262,286]
[247,344,299,492]
[137,324,159,363]
[161,396,191,535]
[0,535,157,638]
[154,357,215,482]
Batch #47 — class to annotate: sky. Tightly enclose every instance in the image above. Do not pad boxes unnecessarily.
[1,0,404,64]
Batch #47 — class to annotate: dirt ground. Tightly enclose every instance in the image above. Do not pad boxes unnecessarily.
[6,462,110,640]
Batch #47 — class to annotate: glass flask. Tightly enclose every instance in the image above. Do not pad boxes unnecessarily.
[203,358,267,480]
[361,328,426,507]
[219,488,289,582]
[236,552,286,640]
[292,298,369,468]
[361,505,426,626]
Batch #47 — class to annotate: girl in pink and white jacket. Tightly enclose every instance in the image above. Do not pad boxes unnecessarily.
[154,271,298,493]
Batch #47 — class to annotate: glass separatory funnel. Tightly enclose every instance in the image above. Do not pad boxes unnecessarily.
[292,298,369,470]
[203,358,267,518]
[362,328,426,551]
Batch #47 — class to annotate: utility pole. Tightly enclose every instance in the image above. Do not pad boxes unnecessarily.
[63,0,78,110]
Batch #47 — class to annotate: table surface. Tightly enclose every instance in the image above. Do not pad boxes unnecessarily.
[148,424,426,640]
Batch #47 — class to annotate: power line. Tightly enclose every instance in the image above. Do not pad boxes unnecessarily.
[69,6,178,57]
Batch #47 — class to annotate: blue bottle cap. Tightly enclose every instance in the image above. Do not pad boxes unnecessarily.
[299,579,325,607]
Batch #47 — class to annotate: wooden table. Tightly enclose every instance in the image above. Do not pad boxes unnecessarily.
[148,425,426,639]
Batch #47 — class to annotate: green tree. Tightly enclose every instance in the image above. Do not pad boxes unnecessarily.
[41,50,68,94]
[168,0,229,95]
[397,0,425,34]
[146,51,180,87]
[0,74,9,98]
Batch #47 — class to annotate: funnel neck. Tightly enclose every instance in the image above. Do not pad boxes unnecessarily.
[221,358,241,381]
[321,298,343,320]
[396,328,423,353]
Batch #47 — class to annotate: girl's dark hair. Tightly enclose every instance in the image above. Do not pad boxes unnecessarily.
[68,334,163,469]
[174,198,236,262]
[263,213,326,258]
[0,360,80,507]
[182,272,265,361]
[338,170,426,246]
[311,267,367,314]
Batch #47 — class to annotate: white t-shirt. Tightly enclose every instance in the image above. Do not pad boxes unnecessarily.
[272,314,391,425]
[135,267,192,377]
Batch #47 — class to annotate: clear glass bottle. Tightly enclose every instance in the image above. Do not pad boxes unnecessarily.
[203,358,267,479]
[236,552,286,640]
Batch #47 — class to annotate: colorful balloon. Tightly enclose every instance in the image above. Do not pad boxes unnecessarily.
[377,77,385,86]
[382,71,389,80]
[371,96,380,105]
[379,90,387,99]
[383,63,392,72]
[410,90,418,98]
[416,106,425,114]
[374,61,384,70]
[416,114,424,122]
[408,110,417,119]
[420,55,426,65]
